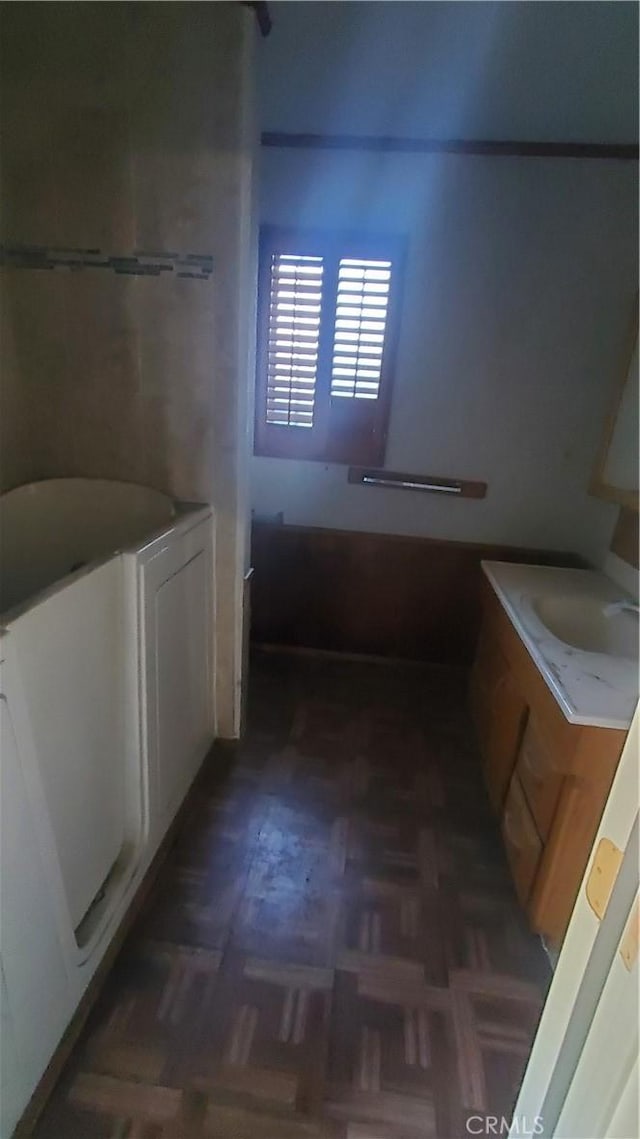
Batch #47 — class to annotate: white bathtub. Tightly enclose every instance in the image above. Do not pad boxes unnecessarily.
[0,478,178,615]
[0,479,216,1136]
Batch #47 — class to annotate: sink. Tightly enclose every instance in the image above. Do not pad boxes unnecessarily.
[532,595,638,660]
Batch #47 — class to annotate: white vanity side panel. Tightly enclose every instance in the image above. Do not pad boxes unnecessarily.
[9,558,127,931]
[0,697,71,1136]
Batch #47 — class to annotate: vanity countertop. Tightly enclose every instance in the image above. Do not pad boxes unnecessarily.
[482,561,639,731]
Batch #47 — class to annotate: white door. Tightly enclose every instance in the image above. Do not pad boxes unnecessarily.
[554,840,638,1137]
[511,708,639,1138]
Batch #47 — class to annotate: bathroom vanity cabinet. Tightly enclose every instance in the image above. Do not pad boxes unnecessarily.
[471,575,628,948]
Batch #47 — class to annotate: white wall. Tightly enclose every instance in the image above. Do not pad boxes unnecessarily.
[252,148,637,564]
[260,2,638,144]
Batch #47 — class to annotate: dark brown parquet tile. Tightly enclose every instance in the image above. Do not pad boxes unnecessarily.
[33,651,550,1139]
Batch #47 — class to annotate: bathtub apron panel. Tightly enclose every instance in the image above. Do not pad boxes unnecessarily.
[138,517,215,831]
[0,692,71,1138]
[0,480,216,1132]
[9,559,127,932]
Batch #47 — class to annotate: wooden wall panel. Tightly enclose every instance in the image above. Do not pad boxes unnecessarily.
[250,523,583,666]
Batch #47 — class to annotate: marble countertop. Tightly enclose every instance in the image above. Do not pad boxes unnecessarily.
[482,561,639,730]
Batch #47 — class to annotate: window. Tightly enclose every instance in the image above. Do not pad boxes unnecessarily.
[254,227,404,465]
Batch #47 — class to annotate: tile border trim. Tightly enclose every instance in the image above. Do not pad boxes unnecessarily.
[0,244,214,281]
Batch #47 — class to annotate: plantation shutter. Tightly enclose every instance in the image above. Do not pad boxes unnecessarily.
[330,259,392,401]
[266,254,323,428]
[255,228,403,464]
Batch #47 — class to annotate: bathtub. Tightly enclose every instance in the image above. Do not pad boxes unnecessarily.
[0,479,216,1136]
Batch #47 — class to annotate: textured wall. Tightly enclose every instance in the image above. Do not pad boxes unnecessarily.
[0,3,257,735]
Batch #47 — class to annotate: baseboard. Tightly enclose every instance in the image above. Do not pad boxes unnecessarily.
[252,641,469,673]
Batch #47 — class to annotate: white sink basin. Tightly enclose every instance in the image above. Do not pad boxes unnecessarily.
[532,595,638,660]
[482,561,639,728]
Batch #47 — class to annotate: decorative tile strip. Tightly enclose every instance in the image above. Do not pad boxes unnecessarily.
[0,243,214,281]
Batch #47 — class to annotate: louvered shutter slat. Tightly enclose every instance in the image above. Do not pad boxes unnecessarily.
[265,253,323,427]
[330,257,392,401]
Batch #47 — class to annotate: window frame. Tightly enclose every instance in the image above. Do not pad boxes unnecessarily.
[253,225,405,465]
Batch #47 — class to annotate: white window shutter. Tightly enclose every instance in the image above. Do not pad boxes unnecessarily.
[330,259,392,400]
[266,253,323,428]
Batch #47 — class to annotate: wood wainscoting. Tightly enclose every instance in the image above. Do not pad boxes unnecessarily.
[250,522,583,665]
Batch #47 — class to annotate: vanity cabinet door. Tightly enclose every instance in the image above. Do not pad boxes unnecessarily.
[517,715,564,841]
[469,620,494,743]
[502,774,543,908]
[471,622,528,813]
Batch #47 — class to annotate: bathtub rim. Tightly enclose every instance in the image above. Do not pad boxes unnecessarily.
[0,476,176,513]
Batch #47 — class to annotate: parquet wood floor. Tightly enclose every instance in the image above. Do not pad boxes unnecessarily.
[33,651,550,1139]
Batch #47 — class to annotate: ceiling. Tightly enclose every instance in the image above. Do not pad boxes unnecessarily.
[258,1,639,144]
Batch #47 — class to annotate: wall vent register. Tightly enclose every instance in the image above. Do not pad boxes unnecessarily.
[255,227,403,465]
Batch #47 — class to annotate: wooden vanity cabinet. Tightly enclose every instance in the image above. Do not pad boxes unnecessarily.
[501,774,543,908]
[517,714,564,842]
[471,582,626,947]
[470,621,528,813]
